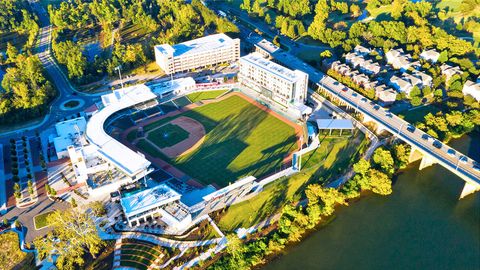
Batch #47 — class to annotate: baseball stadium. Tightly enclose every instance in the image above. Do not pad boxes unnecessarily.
[110,87,303,188]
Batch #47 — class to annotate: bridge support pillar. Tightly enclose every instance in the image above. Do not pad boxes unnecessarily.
[408,148,423,163]
[409,148,437,170]
[460,182,480,199]
[419,155,437,170]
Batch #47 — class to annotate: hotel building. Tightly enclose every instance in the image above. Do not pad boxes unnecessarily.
[239,52,308,107]
[154,33,240,75]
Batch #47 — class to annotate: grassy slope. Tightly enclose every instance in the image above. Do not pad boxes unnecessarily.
[218,133,368,232]
[138,95,298,187]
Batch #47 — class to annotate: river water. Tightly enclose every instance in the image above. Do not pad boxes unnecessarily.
[263,132,480,270]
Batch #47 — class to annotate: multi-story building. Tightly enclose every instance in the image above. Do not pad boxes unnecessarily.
[239,52,308,107]
[154,33,240,75]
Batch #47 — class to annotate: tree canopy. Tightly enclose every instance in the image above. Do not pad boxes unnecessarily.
[34,209,104,270]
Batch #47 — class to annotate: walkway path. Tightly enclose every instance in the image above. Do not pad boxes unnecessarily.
[100,230,224,249]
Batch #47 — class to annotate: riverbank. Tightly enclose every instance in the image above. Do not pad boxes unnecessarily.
[262,132,480,270]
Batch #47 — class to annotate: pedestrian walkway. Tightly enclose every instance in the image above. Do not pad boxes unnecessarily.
[100,230,223,249]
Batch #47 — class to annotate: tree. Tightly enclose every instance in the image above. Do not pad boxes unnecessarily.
[320,50,332,59]
[71,197,77,208]
[264,13,272,25]
[410,96,422,107]
[89,201,106,216]
[350,4,361,17]
[368,169,393,195]
[353,158,371,176]
[34,209,104,269]
[5,42,18,63]
[393,144,410,169]
[373,148,395,175]
[437,50,448,63]
[240,0,252,13]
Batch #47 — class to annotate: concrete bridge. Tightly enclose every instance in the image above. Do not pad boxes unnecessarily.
[316,75,480,199]
[245,41,480,199]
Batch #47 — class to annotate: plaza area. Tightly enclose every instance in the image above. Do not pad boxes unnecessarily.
[124,92,302,188]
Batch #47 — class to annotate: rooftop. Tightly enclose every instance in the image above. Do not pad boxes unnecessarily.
[87,84,156,176]
[240,52,308,82]
[155,33,237,58]
[316,119,354,130]
[255,39,280,54]
[121,184,181,216]
[149,77,196,95]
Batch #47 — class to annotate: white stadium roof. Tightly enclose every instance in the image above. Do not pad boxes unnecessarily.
[121,184,181,217]
[86,84,156,177]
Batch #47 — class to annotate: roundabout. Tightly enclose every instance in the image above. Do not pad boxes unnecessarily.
[59,99,85,111]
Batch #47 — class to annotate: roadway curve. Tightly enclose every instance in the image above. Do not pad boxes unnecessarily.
[0,2,99,138]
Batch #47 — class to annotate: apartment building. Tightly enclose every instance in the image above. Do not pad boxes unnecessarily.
[154,33,240,75]
[239,52,308,107]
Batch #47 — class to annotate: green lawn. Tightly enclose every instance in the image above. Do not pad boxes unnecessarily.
[186,90,228,103]
[139,95,298,187]
[366,4,393,18]
[217,133,368,232]
[33,211,54,230]
[147,123,190,148]
[398,104,441,124]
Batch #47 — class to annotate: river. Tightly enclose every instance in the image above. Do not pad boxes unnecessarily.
[263,132,480,270]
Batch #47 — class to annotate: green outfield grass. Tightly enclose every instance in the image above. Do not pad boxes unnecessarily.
[139,95,298,187]
[147,123,190,148]
[186,90,228,103]
[218,133,368,232]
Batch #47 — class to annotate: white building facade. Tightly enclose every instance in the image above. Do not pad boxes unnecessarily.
[154,33,240,75]
[239,52,308,107]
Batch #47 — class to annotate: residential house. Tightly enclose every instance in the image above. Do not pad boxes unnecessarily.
[462,80,480,102]
[390,75,414,96]
[420,49,440,63]
[386,48,420,71]
[353,45,371,56]
[412,70,433,87]
[361,60,381,75]
[375,84,397,105]
[440,63,463,83]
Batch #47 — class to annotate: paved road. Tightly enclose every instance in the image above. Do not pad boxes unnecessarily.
[0,2,98,139]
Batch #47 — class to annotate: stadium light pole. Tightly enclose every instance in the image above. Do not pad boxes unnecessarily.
[115,65,124,89]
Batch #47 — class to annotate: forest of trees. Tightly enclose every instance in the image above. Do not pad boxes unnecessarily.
[0,46,55,125]
[0,1,51,125]
[0,0,39,50]
[48,0,238,84]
